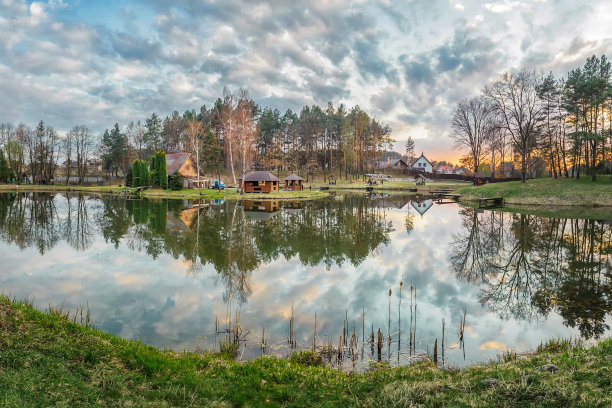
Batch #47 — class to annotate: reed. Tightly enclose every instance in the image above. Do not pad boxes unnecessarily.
[433,338,438,365]
[387,288,392,342]
[441,318,445,367]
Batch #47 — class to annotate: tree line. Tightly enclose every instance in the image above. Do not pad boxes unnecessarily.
[0,87,393,185]
[451,55,612,182]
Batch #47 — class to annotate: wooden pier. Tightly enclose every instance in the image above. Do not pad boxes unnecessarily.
[477,197,504,208]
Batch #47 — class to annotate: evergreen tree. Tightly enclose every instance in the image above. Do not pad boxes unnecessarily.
[159,151,167,189]
[0,150,9,182]
[149,154,158,187]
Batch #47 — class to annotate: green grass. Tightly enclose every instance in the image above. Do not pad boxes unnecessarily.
[455,175,612,207]
[0,184,330,201]
[1,296,612,407]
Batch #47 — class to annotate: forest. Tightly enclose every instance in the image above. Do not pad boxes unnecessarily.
[0,88,393,185]
[451,55,612,182]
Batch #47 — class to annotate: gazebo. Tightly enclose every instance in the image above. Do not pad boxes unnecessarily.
[238,171,280,193]
[327,174,337,185]
[284,174,304,191]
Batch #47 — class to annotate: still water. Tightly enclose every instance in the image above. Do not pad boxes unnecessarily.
[0,192,610,368]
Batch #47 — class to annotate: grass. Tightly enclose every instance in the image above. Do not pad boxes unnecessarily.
[0,184,330,201]
[1,296,612,407]
[455,175,612,207]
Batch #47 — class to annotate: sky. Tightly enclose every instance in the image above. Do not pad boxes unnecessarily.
[1,0,612,161]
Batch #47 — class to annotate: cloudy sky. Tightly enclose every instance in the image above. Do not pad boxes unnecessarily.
[1,0,611,160]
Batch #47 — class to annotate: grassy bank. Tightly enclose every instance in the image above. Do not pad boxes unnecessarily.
[0,184,330,201]
[455,176,612,207]
[1,297,611,407]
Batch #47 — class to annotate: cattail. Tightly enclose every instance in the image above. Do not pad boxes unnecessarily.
[388,288,392,342]
[433,338,438,365]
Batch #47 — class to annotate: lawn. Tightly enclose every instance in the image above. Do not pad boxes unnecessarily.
[1,296,611,407]
[455,175,612,207]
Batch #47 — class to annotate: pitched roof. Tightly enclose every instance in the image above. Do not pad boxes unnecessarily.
[284,173,303,181]
[238,171,279,182]
[411,153,433,167]
[166,153,192,176]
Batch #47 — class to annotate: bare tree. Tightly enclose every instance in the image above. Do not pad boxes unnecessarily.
[185,119,204,195]
[235,89,257,193]
[74,125,93,184]
[126,121,146,160]
[450,96,493,175]
[484,69,545,182]
[64,128,75,184]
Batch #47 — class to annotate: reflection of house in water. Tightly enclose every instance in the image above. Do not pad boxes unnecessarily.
[283,200,303,215]
[376,196,411,210]
[243,200,281,220]
[167,208,200,231]
[410,199,433,216]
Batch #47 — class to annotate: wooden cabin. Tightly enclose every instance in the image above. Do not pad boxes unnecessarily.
[166,153,209,189]
[238,171,280,193]
[284,174,304,191]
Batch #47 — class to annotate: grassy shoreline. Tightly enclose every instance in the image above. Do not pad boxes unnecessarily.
[1,297,611,407]
[454,176,612,207]
[0,184,330,201]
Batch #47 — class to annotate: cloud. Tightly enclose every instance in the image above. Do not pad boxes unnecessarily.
[0,0,610,156]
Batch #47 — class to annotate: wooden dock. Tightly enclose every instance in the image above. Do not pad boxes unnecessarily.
[478,197,504,208]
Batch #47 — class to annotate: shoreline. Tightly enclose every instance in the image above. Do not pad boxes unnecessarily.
[1,296,611,406]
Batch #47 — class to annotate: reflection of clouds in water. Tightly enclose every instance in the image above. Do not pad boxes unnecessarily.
[1,195,610,367]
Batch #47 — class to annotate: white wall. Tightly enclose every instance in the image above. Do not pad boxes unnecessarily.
[411,157,432,173]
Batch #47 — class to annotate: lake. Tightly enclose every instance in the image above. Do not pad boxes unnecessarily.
[0,192,610,369]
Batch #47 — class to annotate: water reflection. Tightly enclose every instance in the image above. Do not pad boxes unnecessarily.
[0,192,611,367]
[449,209,612,339]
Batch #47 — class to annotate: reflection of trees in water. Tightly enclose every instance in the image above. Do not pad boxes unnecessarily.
[450,208,612,339]
[0,194,393,304]
[123,195,392,302]
[0,193,97,254]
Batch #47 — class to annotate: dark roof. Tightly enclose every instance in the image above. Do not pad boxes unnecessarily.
[284,173,303,181]
[238,171,279,182]
[474,172,486,178]
[166,153,191,176]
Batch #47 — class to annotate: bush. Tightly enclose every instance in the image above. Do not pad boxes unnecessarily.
[169,171,183,191]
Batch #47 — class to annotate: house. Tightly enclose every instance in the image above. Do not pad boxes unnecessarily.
[527,157,547,179]
[284,174,304,191]
[501,162,516,178]
[166,153,209,189]
[375,158,410,171]
[410,199,433,216]
[453,167,468,176]
[238,171,280,193]
[434,165,454,174]
[410,153,433,173]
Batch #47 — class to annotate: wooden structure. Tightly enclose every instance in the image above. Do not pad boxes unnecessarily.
[328,174,337,185]
[478,197,504,208]
[166,153,209,189]
[284,174,304,191]
[474,172,487,186]
[238,171,280,193]
[415,174,426,185]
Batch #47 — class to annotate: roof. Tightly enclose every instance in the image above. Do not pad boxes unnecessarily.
[474,172,486,178]
[284,173,304,181]
[166,153,192,176]
[238,171,279,182]
[411,153,433,167]
[376,159,409,169]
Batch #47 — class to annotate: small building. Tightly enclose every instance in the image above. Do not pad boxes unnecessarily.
[474,172,487,185]
[414,174,426,185]
[411,153,433,173]
[166,153,209,189]
[375,158,410,171]
[238,171,280,193]
[434,165,454,174]
[328,174,337,185]
[453,167,468,176]
[284,174,304,191]
[501,162,517,178]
